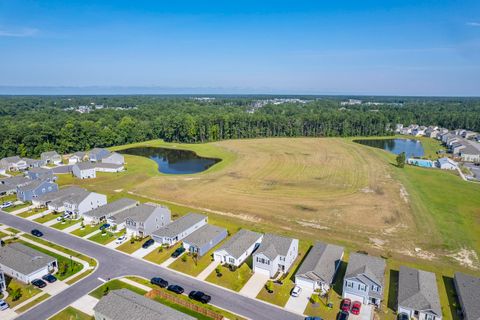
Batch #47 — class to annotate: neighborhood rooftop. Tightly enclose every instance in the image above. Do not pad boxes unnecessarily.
[0,242,56,276]
[217,229,262,259]
[454,272,480,320]
[93,289,195,320]
[345,253,386,287]
[17,179,48,192]
[84,198,138,219]
[152,213,206,238]
[118,203,169,223]
[37,186,87,203]
[295,242,344,284]
[183,224,226,248]
[255,233,295,260]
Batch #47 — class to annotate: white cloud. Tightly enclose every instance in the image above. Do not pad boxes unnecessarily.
[466,22,480,27]
[0,27,39,37]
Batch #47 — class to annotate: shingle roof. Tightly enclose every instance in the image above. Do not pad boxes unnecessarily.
[183,224,227,247]
[398,266,441,315]
[295,242,344,284]
[344,253,386,287]
[75,162,96,170]
[72,151,86,158]
[37,186,87,204]
[255,233,296,260]
[0,242,56,276]
[216,229,263,260]
[1,176,31,187]
[454,272,480,320]
[95,163,124,169]
[83,198,138,219]
[93,289,195,320]
[437,157,457,167]
[120,203,169,223]
[1,156,22,164]
[152,213,206,238]
[18,179,55,192]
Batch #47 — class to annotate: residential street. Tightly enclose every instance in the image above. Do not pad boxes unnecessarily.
[0,211,303,320]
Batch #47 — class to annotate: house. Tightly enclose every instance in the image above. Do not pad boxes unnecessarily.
[94,163,124,173]
[82,198,138,224]
[63,189,107,218]
[462,131,478,139]
[17,179,59,202]
[0,242,57,284]
[68,151,87,164]
[253,233,299,278]
[343,253,386,307]
[40,151,62,165]
[436,157,458,170]
[0,162,6,175]
[295,242,344,294]
[23,158,45,168]
[152,213,207,246]
[26,167,55,181]
[214,229,263,267]
[101,152,125,165]
[0,268,5,293]
[0,176,32,196]
[88,148,111,162]
[182,224,227,257]
[33,186,85,209]
[459,146,480,163]
[93,289,195,320]
[397,266,442,320]
[122,203,171,237]
[72,162,96,179]
[454,272,480,320]
[451,142,466,155]
[413,126,427,137]
[0,156,28,171]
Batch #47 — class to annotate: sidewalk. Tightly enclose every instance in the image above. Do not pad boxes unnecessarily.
[197,260,220,280]
[63,222,82,233]
[84,229,101,239]
[10,205,35,215]
[239,272,270,298]
[70,295,99,316]
[119,278,152,292]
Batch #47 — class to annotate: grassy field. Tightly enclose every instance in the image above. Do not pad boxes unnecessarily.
[87,230,119,245]
[49,307,94,320]
[70,224,98,237]
[89,279,147,299]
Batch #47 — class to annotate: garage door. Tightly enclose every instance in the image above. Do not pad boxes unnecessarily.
[254,265,271,276]
[295,277,315,290]
[344,292,366,304]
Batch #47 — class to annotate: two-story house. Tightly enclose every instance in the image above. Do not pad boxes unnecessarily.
[40,151,62,165]
[123,203,171,238]
[253,233,299,278]
[17,179,59,202]
[62,189,107,218]
[152,213,207,246]
[214,229,263,267]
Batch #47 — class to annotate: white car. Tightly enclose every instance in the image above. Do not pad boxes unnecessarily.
[0,299,9,311]
[291,285,302,297]
[115,234,127,244]
[0,201,13,209]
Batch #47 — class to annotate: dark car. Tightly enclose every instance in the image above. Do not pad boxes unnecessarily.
[150,277,168,288]
[397,313,409,320]
[341,298,351,312]
[337,311,349,320]
[31,279,47,288]
[167,285,184,294]
[42,274,57,283]
[99,223,110,230]
[189,291,211,304]
[171,246,186,258]
[305,317,323,320]
[31,229,43,237]
[142,239,155,249]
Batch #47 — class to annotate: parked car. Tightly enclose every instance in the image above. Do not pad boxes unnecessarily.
[351,301,361,315]
[31,229,43,237]
[397,313,409,320]
[337,311,349,320]
[142,239,155,249]
[291,285,302,297]
[167,285,184,294]
[171,246,185,258]
[305,317,322,320]
[0,299,9,311]
[150,277,168,288]
[42,274,57,283]
[99,223,110,230]
[115,234,127,244]
[31,279,47,288]
[189,291,211,304]
[341,298,351,312]
[0,201,13,209]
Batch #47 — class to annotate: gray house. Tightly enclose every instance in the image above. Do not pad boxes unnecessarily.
[101,152,124,165]
[0,156,28,171]
[0,176,32,195]
[93,289,195,320]
[253,233,299,278]
[182,224,227,256]
[89,148,111,162]
[23,158,45,168]
[152,213,207,246]
[26,167,55,181]
[295,242,344,294]
[454,272,480,320]
[17,179,59,202]
[0,268,5,293]
[213,229,263,267]
[398,266,442,320]
[40,151,62,165]
[343,253,386,307]
[72,162,96,179]
[83,198,138,224]
[68,151,87,164]
[123,203,172,238]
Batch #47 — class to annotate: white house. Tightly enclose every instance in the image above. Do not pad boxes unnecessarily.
[151,213,207,246]
[63,190,107,218]
[95,163,124,173]
[436,157,458,170]
[82,198,138,224]
[123,203,171,237]
[32,186,85,209]
[253,233,299,278]
[0,156,28,171]
[101,152,125,165]
[0,243,57,284]
[0,268,5,293]
[68,151,87,164]
[72,162,96,179]
[213,229,263,267]
[40,151,62,165]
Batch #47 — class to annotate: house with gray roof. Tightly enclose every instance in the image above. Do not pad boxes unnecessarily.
[0,268,5,293]
[454,272,480,320]
[343,253,386,307]
[295,242,344,294]
[0,156,28,171]
[93,289,195,320]
[63,189,107,218]
[214,229,263,267]
[183,224,227,257]
[0,242,57,284]
[23,158,45,168]
[88,148,111,162]
[26,167,55,181]
[101,152,124,165]
[253,233,299,278]
[152,213,207,246]
[94,162,124,172]
[0,176,32,195]
[398,266,442,320]
[72,162,96,179]
[17,179,58,202]
[436,157,458,170]
[83,198,138,224]
[40,151,62,165]
[68,151,88,164]
[32,186,85,208]
[459,143,480,163]
[123,203,171,237]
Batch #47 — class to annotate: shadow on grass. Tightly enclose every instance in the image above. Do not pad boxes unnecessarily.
[333,260,347,297]
[442,276,462,320]
[387,270,399,312]
[287,244,312,282]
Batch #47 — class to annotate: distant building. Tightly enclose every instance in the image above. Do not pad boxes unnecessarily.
[101,152,125,165]
[0,156,28,171]
[88,148,111,162]
[40,151,62,165]
[72,162,96,179]
[68,151,88,164]
[436,157,458,170]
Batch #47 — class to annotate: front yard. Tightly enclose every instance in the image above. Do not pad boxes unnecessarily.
[51,219,81,230]
[205,262,253,292]
[3,201,30,213]
[116,236,152,254]
[70,224,98,237]
[89,279,147,299]
[49,306,94,320]
[33,212,61,224]
[169,251,217,277]
[87,230,119,245]
[17,208,47,218]
[4,276,41,308]
[143,243,182,265]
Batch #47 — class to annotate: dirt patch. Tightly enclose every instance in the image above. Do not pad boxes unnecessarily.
[369,237,387,248]
[399,248,436,261]
[297,220,330,230]
[114,189,123,192]
[399,185,409,203]
[448,248,479,270]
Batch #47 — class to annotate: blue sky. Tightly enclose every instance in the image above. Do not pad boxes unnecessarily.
[1,0,479,95]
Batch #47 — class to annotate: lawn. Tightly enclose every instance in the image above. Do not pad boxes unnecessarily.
[51,219,81,230]
[89,279,147,299]
[169,248,220,277]
[116,236,151,254]
[34,212,62,224]
[87,230,119,245]
[0,194,17,202]
[17,208,47,218]
[5,227,20,234]
[205,262,253,292]
[70,224,98,237]
[16,293,51,313]
[0,230,8,238]
[4,276,41,308]
[3,201,30,213]
[143,243,182,265]
[49,307,94,320]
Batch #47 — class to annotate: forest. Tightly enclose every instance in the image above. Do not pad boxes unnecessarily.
[1,95,479,158]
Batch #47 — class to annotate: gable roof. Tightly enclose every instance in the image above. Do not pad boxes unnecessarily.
[37,186,88,204]
[398,266,441,315]
[84,198,138,219]
[72,151,87,158]
[454,272,480,320]
[344,253,386,287]
[93,289,195,320]
[295,242,344,284]
[437,157,457,167]
[41,151,60,158]
[18,179,56,193]
[0,242,56,275]
[183,224,227,247]
[1,156,23,164]
[255,233,296,260]
[74,162,96,170]
[122,203,170,223]
[216,229,263,260]
[152,213,206,238]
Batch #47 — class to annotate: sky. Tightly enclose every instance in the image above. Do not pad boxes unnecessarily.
[0,0,479,96]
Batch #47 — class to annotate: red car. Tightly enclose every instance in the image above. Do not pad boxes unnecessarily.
[341,298,352,312]
[351,301,362,315]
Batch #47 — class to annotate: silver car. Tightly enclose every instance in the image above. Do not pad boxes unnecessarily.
[0,299,9,311]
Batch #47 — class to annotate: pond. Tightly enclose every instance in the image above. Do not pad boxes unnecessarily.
[354,138,425,158]
[119,147,221,174]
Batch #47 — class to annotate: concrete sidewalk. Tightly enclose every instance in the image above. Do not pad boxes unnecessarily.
[161,251,185,268]
[239,272,270,298]
[197,260,220,280]
[84,229,101,239]
[119,277,152,292]
[63,222,82,233]
[70,295,99,316]
[10,205,35,215]
[44,218,60,227]
[25,209,52,221]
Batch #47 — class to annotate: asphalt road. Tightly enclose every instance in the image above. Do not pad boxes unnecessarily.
[0,211,304,320]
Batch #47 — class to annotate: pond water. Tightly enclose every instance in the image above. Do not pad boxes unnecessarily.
[354,139,425,158]
[119,147,220,174]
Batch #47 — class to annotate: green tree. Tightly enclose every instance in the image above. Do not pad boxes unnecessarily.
[11,288,22,301]
[396,152,406,168]
[265,280,274,293]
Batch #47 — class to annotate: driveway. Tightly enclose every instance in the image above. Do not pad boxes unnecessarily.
[131,242,161,258]
[285,287,313,315]
[239,272,270,298]
[350,304,374,320]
